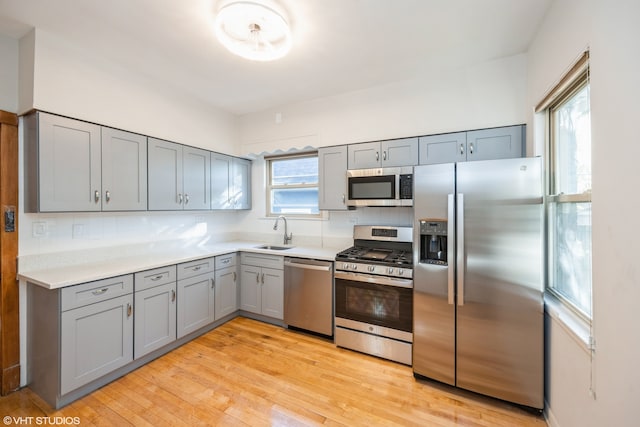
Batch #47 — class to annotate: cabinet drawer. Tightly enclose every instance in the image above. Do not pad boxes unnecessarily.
[177,257,215,280]
[61,275,133,312]
[135,265,177,291]
[240,252,284,270]
[215,253,237,269]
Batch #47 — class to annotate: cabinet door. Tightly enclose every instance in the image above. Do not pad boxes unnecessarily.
[215,265,238,320]
[240,264,261,314]
[148,138,183,210]
[101,127,147,211]
[183,146,211,210]
[211,153,232,209]
[347,141,381,169]
[261,267,284,320]
[466,125,524,162]
[177,273,215,338]
[38,112,101,212]
[232,158,251,209]
[381,138,418,167]
[318,145,348,210]
[419,132,467,165]
[60,294,133,394]
[134,282,176,359]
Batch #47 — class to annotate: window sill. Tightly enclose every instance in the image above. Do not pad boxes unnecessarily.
[544,292,592,354]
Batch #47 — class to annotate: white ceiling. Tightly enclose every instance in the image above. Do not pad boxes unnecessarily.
[0,0,552,115]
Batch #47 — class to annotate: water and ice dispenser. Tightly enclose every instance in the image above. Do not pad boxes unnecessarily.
[419,220,448,265]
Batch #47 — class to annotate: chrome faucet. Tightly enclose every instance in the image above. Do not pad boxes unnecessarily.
[273,215,293,245]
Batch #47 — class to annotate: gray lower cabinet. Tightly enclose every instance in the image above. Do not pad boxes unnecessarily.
[177,257,216,338]
[28,275,134,407]
[240,253,284,320]
[318,145,349,210]
[134,266,177,359]
[214,253,239,320]
[418,125,524,165]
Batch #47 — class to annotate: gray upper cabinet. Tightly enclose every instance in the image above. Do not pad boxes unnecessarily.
[418,132,467,165]
[24,112,149,212]
[419,125,524,165]
[148,138,210,210]
[211,154,251,210]
[318,145,348,210]
[101,127,147,211]
[25,112,102,212]
[347,138,418,169]
[232,158,251,209]
[211,153,232,209]
[465,125,524,162]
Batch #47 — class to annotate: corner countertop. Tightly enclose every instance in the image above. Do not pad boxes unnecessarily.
[18,240,344,290]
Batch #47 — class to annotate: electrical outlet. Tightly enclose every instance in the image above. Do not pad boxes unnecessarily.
[33,221,46,237]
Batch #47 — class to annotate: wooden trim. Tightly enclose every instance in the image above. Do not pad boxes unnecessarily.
[535,50,590,113]
[0,110,19,394]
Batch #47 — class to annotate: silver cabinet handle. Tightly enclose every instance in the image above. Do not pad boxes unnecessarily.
[178,193,183,204]
[105,190,111,203]
[342,194,345,204]
[469,142,474,155]
[383,151,387,161]
[171,289,176,302]
[127,303,133,317]
[222,258,230,264]
[460,143,465,155]
[94,190,100,203]
[92,288,109,296]
[211,278,215,289]
[232,271,236,281]
[192,265,202,271]
[185,194,190,205]
[256,273,259,283]
[457,193,465,306]
[151,274,164,281]
[375,151,379,161]
[261,272,265,284]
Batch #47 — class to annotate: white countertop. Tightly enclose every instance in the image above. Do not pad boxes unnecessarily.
[18,240,344,290]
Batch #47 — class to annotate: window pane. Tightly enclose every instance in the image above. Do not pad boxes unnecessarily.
[553,84,591,194]
[271,157,318,185]
[549,201,592,316]
[271,188,319,214]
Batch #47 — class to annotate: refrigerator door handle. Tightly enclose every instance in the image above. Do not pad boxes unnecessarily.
[457,193,465,306]
[447,193,455,305]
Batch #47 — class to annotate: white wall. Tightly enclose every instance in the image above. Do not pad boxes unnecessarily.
[528,0,640,425]
[0,33,18,112]
[239,54,529,155]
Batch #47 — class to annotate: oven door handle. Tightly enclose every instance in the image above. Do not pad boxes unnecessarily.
[335,271,413,289]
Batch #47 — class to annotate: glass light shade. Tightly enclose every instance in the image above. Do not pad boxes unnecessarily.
[214,1,292,61]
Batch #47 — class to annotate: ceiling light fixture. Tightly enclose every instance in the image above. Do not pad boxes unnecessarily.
[214,0,292,62]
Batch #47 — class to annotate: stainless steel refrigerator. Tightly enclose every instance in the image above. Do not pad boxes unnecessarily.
[412,157,544,409]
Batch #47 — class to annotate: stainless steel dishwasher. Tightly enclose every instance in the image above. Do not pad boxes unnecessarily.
[284,257,334,336]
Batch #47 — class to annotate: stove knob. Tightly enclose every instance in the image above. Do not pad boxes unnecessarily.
[351,263,357,270]
[368,265,375,272]
[388,267,394,275]
[398,268,404,276]
[343,263,350,270]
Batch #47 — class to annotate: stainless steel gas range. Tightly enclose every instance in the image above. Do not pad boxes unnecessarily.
[334,225,413,365]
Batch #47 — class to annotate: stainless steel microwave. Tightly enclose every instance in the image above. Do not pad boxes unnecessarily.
[347,167,413,207]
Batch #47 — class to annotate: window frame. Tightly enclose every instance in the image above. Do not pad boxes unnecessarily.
[265,152,321,218]
[544,62,592,322]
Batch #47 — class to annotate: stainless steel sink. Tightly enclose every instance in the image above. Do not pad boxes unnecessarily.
[255,244,294,251]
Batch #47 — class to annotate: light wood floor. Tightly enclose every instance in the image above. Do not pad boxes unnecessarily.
[0,317,546,426]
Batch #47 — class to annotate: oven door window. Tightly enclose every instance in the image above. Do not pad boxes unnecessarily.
[335,278,412,332]
[348,175,395,200]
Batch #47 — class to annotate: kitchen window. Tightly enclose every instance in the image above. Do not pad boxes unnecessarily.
[266,153,320,216]
[539,51,592,319]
